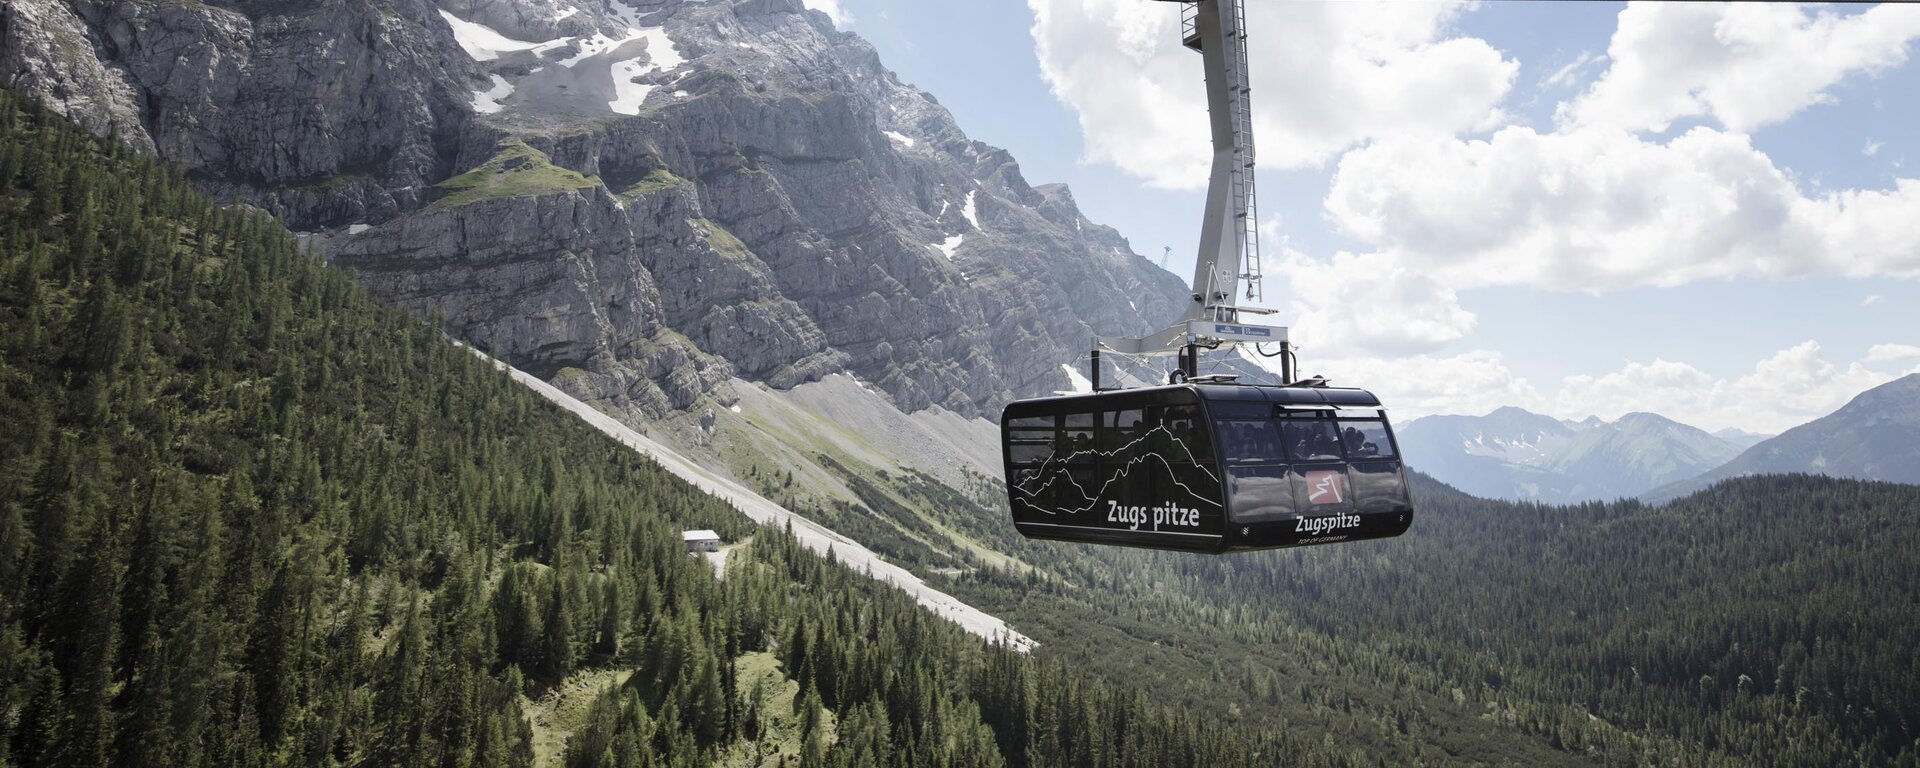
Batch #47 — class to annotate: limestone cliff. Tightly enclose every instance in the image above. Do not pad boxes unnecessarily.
[3,0,1193,418]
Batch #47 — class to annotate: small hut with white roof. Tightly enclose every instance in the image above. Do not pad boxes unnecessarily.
[681,529,721,553]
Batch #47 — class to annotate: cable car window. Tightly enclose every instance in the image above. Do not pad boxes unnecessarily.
[1335,420,1395,459]
[1103,409,1146,451]
[1064,412,1094,427]
[1281,418,1345,462]
[1215,419,1285,466]
[1036,464,1098,513]
[1008,414,1056,466]
[1227,466,1294,522]
[1009,416,1055,430]
[1292,465,1355,512]
[1350,461,1408,513]
[1062,425,1096,464]
[1159,405,1213,464]
[1008,436,1053,466]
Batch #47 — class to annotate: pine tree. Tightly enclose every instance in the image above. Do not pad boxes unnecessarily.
[536,571,574,683]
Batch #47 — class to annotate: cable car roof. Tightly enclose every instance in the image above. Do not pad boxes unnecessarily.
[1008,383,1383,410]
[1191,383,1382,408]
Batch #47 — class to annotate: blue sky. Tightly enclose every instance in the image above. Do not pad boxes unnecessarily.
[807,0,1920,432]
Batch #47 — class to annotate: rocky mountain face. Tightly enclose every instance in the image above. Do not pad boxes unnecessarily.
[1549,412,1739,501]
[2,0,1190,421]
[1395,407,1580,502]
[1645,374,1920,503]
[1398,406,1741,504]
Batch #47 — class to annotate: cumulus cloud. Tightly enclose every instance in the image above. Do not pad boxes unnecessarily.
[1866,343,1920,363]
[1553,342,1913,433]
[1273,349,1543,422]
[1026,0,1515,187]
[1275,250,1476,356]
[802,0,851,27]
[1562,3,1920,133]
[1242,341,1914,433]
[1324,125,1920,292]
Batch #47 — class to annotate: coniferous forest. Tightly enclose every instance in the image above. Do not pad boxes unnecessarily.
[944,473,1920,767]
[0,88,1342,767]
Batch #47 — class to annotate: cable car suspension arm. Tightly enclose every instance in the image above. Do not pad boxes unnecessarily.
[1093,0,1286,384]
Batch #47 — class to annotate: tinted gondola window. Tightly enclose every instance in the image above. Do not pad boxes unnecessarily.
[1103,409,1146,451]
[1227,466,1293,522]
[1334,415,1405,512]
[1063,411,1096,463]
[1349,461,1408,513]
[1335,420,1395,459]
[1158,405,1214,464]
[1215,418,1284,466]
[1216,414,1292,524]
[1281,416,1345,462]
[1007,415,1055,466]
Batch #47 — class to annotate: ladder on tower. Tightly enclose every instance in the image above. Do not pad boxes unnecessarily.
[1094,0,1284,374]
[1182,0,1263,310]
[1226,0,1262,305]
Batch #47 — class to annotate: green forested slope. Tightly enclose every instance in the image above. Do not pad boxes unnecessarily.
[946,471,1920,766]
[0,88,1338,768]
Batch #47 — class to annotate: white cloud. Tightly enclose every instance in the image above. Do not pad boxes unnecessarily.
[1866,343,1920,363]
[1543,51,1600,90]
[1276,249,1475,356]
[1277,349,1543,423]
[1552,342,1912,433]
[1324,125,1920,292]
[1243,341,1914,433]
[1027,0,1515,187]
[1863,294,1884,306]
[1865,139,1884,157]
[802,0,852,27]
[1562,3,1920,133]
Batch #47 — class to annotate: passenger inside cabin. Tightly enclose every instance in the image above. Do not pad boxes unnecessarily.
[1285,420,1343,461]
[1343,427,1379,457]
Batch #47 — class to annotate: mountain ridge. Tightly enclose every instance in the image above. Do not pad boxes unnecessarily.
[1644,373,1920,502]
[0,0,1189,421]
[1398,406,1740,503]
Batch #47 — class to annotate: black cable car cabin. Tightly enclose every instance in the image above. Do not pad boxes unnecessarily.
[1001,384,1413,553]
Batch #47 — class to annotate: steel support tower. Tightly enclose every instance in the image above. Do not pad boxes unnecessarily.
[1093,0,1286,387]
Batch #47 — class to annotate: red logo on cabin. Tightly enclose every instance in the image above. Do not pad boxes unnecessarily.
[1305,470,1346,505]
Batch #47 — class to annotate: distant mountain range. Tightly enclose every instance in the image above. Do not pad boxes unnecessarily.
[1644,373,1920,502]
[1397,407,1749,504]
[1402,373,1920,505]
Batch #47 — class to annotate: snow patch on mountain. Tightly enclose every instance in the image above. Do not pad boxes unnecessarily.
[471,74,514,113]
[608,58,656,113]
[1060,363,1093,395]
[439,9,545,61]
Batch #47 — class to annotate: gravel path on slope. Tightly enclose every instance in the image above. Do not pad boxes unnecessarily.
[470,348,1035,652]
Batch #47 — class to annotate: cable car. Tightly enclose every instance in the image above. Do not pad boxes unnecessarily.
[997,0,1414,552]
[1001,382,1412,553]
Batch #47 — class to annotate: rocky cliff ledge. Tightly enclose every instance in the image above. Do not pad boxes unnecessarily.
[4,0,1192,418]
